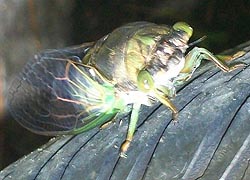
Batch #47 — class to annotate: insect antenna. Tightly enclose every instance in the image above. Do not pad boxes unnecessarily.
[188,36,207,47]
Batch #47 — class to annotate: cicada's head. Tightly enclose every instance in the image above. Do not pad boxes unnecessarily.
[137,22,193,98]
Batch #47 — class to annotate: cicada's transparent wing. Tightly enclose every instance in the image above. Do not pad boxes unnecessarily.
[8,44,121,135]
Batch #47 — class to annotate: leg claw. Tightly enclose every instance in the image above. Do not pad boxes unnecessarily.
[120,140,131,158]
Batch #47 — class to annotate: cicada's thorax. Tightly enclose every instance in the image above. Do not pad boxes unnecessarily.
[83,22,172,90]
[83,22,190,95]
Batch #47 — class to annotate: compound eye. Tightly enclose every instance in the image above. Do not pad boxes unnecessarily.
[173,22,193,38]
[137,70,154,92]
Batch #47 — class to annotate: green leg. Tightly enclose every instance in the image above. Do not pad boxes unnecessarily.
[100,114,118,129]
[154,91,178,121]
[216,50,245,62]
[120,103,141,157]
[175,47,246,84]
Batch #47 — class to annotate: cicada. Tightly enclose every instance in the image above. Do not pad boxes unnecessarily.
[8,22,245,157]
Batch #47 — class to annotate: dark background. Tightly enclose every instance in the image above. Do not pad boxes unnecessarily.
[1,0,250,170]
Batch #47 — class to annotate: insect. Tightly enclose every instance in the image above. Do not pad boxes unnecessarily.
[8,22,245,157]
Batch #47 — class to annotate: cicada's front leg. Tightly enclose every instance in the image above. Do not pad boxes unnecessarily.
[175,47,246,84]
[216,50,246,62]
[120,103,141,158]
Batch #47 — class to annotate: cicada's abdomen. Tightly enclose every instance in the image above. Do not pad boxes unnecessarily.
[83,22,172,90]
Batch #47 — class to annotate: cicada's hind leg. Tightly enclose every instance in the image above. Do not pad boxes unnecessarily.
[100,114,118,129]
[175,47,246,83]
[100,106,132,129]
[120,103,141,158]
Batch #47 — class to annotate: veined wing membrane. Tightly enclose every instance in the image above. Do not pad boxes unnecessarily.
[8,44,119,135]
